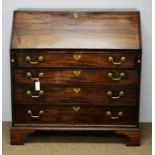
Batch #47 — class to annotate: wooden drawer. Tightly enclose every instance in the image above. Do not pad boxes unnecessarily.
[13,69,139,86]
[14,86,138,106]
[15,52,136,68]
[13,105,138,126]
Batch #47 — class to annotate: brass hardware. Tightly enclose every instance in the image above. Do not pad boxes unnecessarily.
[107,91,124,99]
[73,54,81,61]
[26,72,32,78]
[11,59,15,63]
[38,72,44,78]
[26,90,45,98]
[73,70,81,77]
[107,72,126,81]
[25,56,44,64]
[27,110,44,118]
[26,72,44,81]
[108,56,126,65]
[106,111,123,120]
[72,107,80,112]
[74,12,79,18]
[73,88,81,94]
[137,59,141,64]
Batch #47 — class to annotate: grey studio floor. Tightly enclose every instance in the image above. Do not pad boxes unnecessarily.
[2,122,151,155]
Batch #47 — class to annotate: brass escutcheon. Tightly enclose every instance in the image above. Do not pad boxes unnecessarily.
[73,88,81,94]
[73,54,81,61]
[74,13,79,18]
[72,107,80,112]
[73,70,81,77]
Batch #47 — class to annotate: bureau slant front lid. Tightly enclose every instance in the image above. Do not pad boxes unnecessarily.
[11,11,141,49]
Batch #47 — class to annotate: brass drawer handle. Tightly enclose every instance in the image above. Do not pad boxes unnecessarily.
[26,90,45,98]
[107,91,124,99]
[25,56,44,64]
[27,110,44,119]
[106,111,123,120]
[73,70,81,77]
[26,72,44,81]
[73,88,81,94]
[108,56,126,65]
[73,54,81,61]
[72,106,80,112]
[107,72,126,81]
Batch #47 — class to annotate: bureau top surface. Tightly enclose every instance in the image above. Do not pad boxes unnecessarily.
[11,10,141,50]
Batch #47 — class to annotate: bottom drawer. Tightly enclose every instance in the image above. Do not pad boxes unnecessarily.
[13,105,138,126]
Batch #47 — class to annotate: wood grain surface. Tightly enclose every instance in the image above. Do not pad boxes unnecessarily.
[13,69,139,86]
[15,52,137,68]
[11,11,141,49]
[14,86,138,105]
[13,104,138,125]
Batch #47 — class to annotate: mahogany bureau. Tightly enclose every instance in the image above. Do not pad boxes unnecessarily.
[10,10,142,146]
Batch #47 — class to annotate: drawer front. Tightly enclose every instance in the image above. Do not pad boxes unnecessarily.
[13,105,138,126]
[14,86,138,105]
[15,52,136,68]
[13,69,139,86]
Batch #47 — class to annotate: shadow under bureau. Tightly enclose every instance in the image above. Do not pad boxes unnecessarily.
[10,10,142,146]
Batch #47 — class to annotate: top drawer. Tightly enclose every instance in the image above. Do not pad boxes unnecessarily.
[14,52,137,68]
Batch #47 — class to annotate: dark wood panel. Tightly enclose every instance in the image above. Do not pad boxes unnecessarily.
[14,86,138,105]
[11,11,141,49]
[15,52,136,68]
[13,104,138,125]
[13,69,139,86]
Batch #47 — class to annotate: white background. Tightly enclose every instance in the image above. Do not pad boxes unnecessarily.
[2,0,152,122]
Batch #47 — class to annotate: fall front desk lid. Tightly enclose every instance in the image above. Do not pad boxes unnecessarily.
[11,10,141,50]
